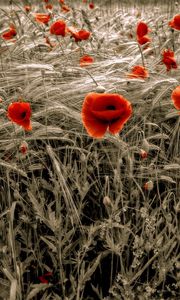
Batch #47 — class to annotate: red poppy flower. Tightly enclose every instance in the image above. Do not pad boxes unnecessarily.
[45,4,53,9]
[35,13,51,24]
[24,5,31,13]
[43,0,49,3]
[2,25,17,40]
[80,55,94,67]
[136,21,150,38]
[7,102,32,131]
[169,14,180,31]
[68,27,91,42]
[50,20,66,36]
[137,35,151,45]
[59,0,65,3]
[162,49,177,71]
[81,93,132,138]
[171,86,180,110]
[128,65,149,79]
[61,5,70,13]
[89,2,94,9]
[38,272,53,284]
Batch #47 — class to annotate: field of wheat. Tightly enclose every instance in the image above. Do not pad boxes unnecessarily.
[0,1,179,299]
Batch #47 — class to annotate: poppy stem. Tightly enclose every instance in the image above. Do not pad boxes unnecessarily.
[83,69,98,86]
[137,43,145,68]
[171,29,175,52]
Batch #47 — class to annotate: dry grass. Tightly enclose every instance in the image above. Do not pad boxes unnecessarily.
[0,1,179,299]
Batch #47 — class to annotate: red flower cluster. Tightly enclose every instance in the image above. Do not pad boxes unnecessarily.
[136,21,151,45]
[171,86,180,110]
[7,102,32,131]
[128,65,149,79]
[162,49,177,71]
[81,93,132,138]
[169,14,180,31]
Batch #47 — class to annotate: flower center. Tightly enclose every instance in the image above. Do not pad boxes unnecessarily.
[21,112,26,118]
[106,105,116,110]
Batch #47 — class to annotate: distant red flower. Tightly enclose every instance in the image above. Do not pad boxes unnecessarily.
[80,55,94,67]
[2,25,17,40]
[7,102,32,131]
[35,13,51,24]
[61,4,71,13]
[136,21,150,38]
[38,272,53,284]
[59,0,65,3]
[45,4,53,9]
[171,86,180,110]
[128,65,149,79]
[169,14,180,31]
[89,2,94,9]
[24,5,31,13]
[50,20,66,36]
[20,141,28,154]
[68,27,91,42]
[162,49,177,71]
[82,93,132,138]
[43,0,49,3]
[137,35,151,45]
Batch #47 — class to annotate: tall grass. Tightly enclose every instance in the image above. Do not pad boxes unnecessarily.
[0,0,179,299]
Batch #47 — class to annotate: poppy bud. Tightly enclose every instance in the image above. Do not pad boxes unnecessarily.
[103,196,112,206]
[144,180,154,191]
[24,5,31,13]
[140,149,148,159]
[80,153,86,161]
[20,141,28,154]
[95,85,106,93]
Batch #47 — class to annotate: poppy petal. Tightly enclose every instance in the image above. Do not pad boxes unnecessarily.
[136,21,149,38]
[109,103,132,134]
[82,114,108,138]
[169,15,180,30]
[171,86,180,110]
[137,35,151,45]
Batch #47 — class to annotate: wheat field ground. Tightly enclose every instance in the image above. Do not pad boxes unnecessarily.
[0,1,179,300]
